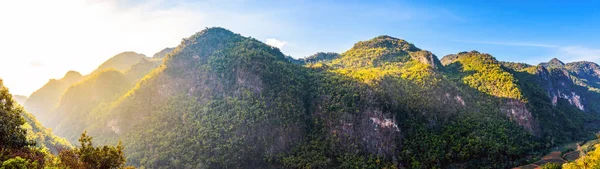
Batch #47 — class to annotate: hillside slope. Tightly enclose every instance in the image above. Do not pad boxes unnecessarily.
[24,52,158,128]
[24,71,83,126]
[0,79,70,155]
[93,51,148,73]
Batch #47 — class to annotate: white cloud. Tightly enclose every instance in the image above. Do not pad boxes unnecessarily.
[265,39,288,49]
[455,40,558,48]
[557,46,600,63]
[457,40,600,63]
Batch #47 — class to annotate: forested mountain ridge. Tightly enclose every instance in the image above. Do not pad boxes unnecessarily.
[92,51,148,74]
[23,51,160,128]
[24,71,83,126]
[15,27,600,168]
[0,79,70,154]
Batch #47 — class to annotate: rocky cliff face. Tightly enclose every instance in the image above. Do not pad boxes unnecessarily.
[536,66,586,110]
[410,50,442,69]
[534,58,600,112]
[500,99,540,135]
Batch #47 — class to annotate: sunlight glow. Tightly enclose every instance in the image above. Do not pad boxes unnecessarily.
[0,0,205,95]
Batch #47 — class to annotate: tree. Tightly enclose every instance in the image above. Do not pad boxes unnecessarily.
[59,131,127,169]
[0,156,39,169]
[0,79,31,148]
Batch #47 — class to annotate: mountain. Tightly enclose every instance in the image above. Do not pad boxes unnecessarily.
[540,58,566,68]
[1,77,129,168]
[0,78,70,154]
[93,51,148,73]
[24,52,158,128]
[42,28,532,168]
[46,56,162,142]
[152,47,175,58]
[12,95,28,105]
[125,56,163,81]
[565,61,600,90]
[24,71,83,125]
[299,52,340,64]
[21,110,71,153]
[22,28,600,168]
[49,69,134,140]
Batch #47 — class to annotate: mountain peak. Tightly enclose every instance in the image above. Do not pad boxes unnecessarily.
[186,27,237,43]
[152,47,175,58]
[352,35,420,52]
[540,58,565,68]
[549,58,565,66]
[171,27,245,61]
[94,52,148,72]
[301,52,340,64]
[337,35,442,68]
[63,71,83,80]
[441,50,496,66]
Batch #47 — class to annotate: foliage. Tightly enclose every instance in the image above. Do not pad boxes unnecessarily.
[50,69,133,142]
[20,110,71,154]
[541,162,562,169]
[0,156,39,169]
[444,51,523,100]
[298,52,340,64]
[23,71,83,126]
[0,77,130,169]
[57,132,126,169]
[563,144,600,169]
[0,79,32,148]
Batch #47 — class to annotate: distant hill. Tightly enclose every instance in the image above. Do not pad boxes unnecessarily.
[24,51,159,128]
[12,95,28,105]
[152,47,175,58]
[93,51,148,73]
[49,69,134,140]
[24,71,83,126]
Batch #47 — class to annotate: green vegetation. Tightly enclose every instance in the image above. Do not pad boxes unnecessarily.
[20,110,71,153]
[0,79,32,149]
[85,29,539,168]
[297,52,340,64]
[17,27,600,168]
[563,144,600,168]
[0,78,130,169]
[57,132,127,169]
[24,71,83,126]
[50,69,133,142]
[444,51,523,100]
[541,162,562,169]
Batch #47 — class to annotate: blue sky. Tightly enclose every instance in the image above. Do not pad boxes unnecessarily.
[120,0,600,64]
[1,0,600,95]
